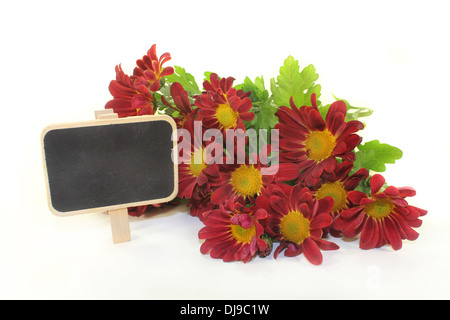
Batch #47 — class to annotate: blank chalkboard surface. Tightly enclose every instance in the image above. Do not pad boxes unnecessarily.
[41,115,178,216]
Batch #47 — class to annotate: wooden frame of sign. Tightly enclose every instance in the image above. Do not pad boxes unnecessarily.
[41,110,178,243]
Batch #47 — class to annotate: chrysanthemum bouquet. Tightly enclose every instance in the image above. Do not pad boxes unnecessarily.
[105,44,427,265]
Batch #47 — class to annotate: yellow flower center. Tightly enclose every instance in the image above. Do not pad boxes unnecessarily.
[279,210,311,244]
[305,130,337,162]
[316,181,348,212]
[365,198,394,219]
[230,224,256,244]
[216,103,238,129]
[230,165,263,198]
[189,148,207,177]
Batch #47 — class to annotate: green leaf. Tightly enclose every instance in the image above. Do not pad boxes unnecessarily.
[354,140,403,172]
[249,100,279,132]
[165,66,201,94]
[351,149,377,174]
[354,176,372,195]
[238,76,269,103]
[271,56,321,108]
[237,76,279,141]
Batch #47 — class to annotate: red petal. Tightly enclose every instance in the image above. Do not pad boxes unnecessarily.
[270,195,289,216]
[339,206,363,219]
[332,215,347,231]
[198,227,229,240]
[149,81,161,92]
[359,218,379,250]
[144,70,157,82]
[297,159,316,171]
[302,238,323,265]
[261,173,274,185]
[231,214,254,229]
[278,123,306,141]
[274,163,299,182]
[322,157,337,173]
[228,96,241,110]
[276,108,302,127]
[333,141,347,155]
[255,194,270,210]
[159,52,172,65]
[360,197,375,206]
[326,100,346,133]
[254,208,267,220]
[392,213,419,241]
[347,190,368,205]
[326,100,347,124]
[370,174,386,195]
[178,177,197,199]
[151,60,160,73]
[307,110,326,131]
[343,134,362,152]
[211,183,233,204]
[384,218,403,250]
[344,167,369,190]
[342,213,366,237]
[327,111,345,136]
[316,239,340,251]
[238,97,252,113]
[289,185,303,210]
[317,196,334,215]
[239,112,255,121]
[398,187,416,198]
[341,120,364,135]
[160,67,174,77]
[209,73,220,89]
[310,93,318,109]
[341,151,356,162]
[257,238,268,251]
[108,80,135,99]
[408,205,427,217]
[148,44,158,61]
[285,244,302,257]
[289,96,298,109]
[383,186,400,197]
[200,241,213,254]
[310,212,333,229]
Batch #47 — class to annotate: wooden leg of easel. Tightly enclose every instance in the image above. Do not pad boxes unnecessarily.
[108,208,131,244]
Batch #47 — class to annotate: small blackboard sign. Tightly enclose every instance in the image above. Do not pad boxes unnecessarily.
[41,115,178,216]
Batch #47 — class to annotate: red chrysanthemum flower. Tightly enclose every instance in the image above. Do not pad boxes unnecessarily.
[255,183,339,265]
[105,64,156,117]
[127,204,151,217]
[210,147,299,205]
[177,123,223,201]
[311,161,369,236]
[198,197,267,263]
[161,82,198,128]
[333,174,427,250]
[202,73,251,100]
[275,94,364,186]
[133,44,174,92]
[105,44,174,117]
[195,73,254,131]
[187,193,218,221]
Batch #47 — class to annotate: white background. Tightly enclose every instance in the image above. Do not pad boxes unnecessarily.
[1,0,449,299]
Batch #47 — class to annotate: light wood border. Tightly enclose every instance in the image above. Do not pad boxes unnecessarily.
[41,114,179,217]
[108,208,131,243]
